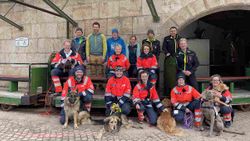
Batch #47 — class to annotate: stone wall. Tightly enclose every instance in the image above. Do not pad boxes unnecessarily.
[0,0,249,88]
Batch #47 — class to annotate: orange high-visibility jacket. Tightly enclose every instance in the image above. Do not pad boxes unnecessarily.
[62,76,94,98]
[105,76,131,97]
[136,55,158,70]
[107,54,130,70]
[51,50,83,67]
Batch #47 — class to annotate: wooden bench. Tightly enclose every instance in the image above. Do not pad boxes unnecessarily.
[197,76,250,93]
[0,75,29,92]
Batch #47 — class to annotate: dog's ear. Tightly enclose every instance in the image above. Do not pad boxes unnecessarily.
[115,116,121,122]
[104,117,111,122]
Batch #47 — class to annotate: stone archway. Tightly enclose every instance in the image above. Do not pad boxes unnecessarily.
[162,0,250,31]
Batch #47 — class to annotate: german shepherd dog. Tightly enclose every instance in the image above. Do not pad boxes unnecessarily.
[157,98,184,136]
[63,91,80,129]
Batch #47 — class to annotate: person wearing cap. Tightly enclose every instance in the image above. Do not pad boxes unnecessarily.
[104,66,132,116]
[51,39,83,93]
[133,70,168,125]
[106,28,126,61]
[71,27,86,62]
[142,29,161,60]
[86,22,107,77]
[162,26,182,96]
[176,38,200,90]
[59,66,94,124]
[126,35,141,77]
[206,74,233,128]
[107,44,130,78]
[170,73,202,128]
[137,43,158,85]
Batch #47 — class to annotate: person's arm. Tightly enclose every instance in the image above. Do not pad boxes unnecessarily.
[86,35,90,58]
[136,57,143,73]
[125,56,130,70]
[220,90,232,104]
[151,87,164,111]
[162,37,170,55]
[118,78,131,105]
[121,39,126,56]
[102,34,107,60]
[191,86,201,99]
[156,40,161,57]
[171,88,186,111]
[151,55,158,69]
[80,76,94,96]
[190,52,200,74]
[136,43,141,58]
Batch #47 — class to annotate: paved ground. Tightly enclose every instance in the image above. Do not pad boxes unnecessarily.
[0,107,248,141]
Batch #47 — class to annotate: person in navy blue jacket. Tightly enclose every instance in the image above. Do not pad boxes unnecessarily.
[106,28,126,61]
[176,38,200,90]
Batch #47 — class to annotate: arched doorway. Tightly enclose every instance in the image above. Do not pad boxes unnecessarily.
[180,10,250,76]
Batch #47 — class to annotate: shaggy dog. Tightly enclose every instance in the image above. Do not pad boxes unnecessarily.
[157,98,183,136]
[63,91,80,129]
[201,90,224,136]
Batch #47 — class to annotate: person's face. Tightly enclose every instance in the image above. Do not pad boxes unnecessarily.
[115,46,122,55]
[143,46,150,54]
[148,33,154,39]
[211,76,221,87]
[141,73,149,84]
[75,30,83,37]
[130,37,136,45]
[179,40,187,51]
[64,42,71,52]
[169,28,177,37]
[177,78,185,86]
[93,24,100,33]
[112,32,118,39]
[75,71,83,79]
[115,70,123,78]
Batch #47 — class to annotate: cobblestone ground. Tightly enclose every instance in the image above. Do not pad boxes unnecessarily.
[0,107,248,141]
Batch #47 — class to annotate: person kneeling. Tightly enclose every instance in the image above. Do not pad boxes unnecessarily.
[170,73,202,128]
[60,66,94,124]
[133,71,167,125]
[104,66,132,116]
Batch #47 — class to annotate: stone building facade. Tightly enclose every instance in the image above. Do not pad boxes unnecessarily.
[0,0,249,87]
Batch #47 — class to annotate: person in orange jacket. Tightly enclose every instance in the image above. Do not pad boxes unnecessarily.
[206,74,233,128]
[133,70,168,125]
[170,73,202,128]
[137,43,158,84]
[107,44,130,78]
[59,66,94,124]
[104,66,132,116]
[51,39,83,93]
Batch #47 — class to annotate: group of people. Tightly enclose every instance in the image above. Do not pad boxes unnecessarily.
[50,21,233,129]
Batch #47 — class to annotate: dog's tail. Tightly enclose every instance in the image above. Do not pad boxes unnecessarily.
[223,129,245,135]
[169,128,185,136]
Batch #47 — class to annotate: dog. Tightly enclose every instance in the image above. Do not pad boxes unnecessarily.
[201,90,225,136]
[78,111,91,125]
[157,98,183,136]
[63,91,80,129]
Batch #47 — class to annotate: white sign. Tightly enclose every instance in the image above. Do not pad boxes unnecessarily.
[15,37,29,47]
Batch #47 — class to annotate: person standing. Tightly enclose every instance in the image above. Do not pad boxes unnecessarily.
[106,28,126,60]
[142,29,161,60]
[126,35,141,77]
[176,38,199,90]
[162,26,182,96]
[86,22,107,77]
[71,27,86,62]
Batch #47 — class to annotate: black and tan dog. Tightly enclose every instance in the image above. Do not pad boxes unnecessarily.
[63,91,80,129]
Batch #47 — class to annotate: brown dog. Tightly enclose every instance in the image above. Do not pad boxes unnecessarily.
[157,98,183,136]
[63,91,80,129]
